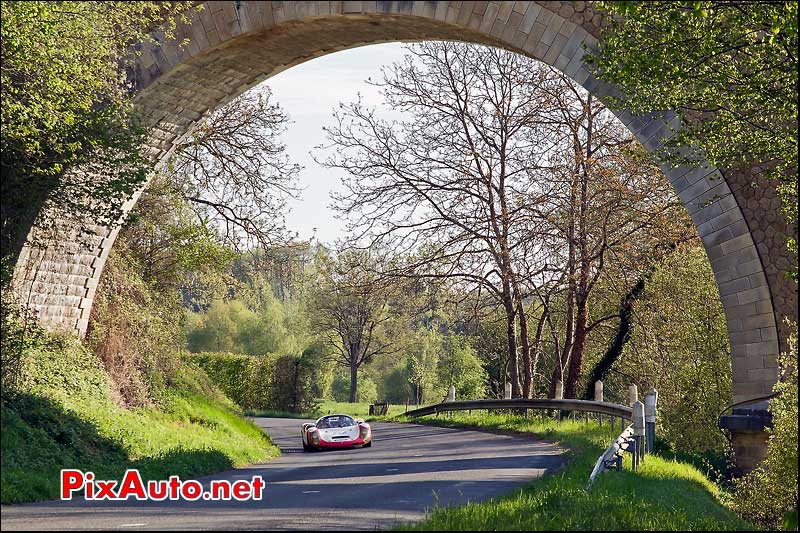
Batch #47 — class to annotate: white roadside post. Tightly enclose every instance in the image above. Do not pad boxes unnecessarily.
[629,384,638,405]
[594,381,604,402]
[504,382,512,399]
[624,384,638,432]
[447,385,456,403]
[632,400,646,470]
[644,389,658,454]
[554,381,563,423]
[594,381,604,425]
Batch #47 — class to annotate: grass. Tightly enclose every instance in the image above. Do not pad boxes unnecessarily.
[246,399,435,420]
[1,339,280,504]
[396,413,754,531]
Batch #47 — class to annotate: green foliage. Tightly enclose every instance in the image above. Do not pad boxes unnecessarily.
[269,354,320,414]
[186,295,307,356]
[192,352,318,413]
[85,240,184,406]
[190,352,263,409]
[471,314,511,398]
[330,371,378,403]
[300,342,336,399]
[123,180,236,290]
[732,327,798,529]
[437,335,487,400]
[0,261,47,395]
[381,365,412,403]
[401,413,752,531]
[0,1,192,250]
[617,244,732,452]
[406,328,445,405]
[590,1,798,277]
[0,334,277,504]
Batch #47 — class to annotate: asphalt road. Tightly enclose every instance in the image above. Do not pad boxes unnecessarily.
[0,417,565,530]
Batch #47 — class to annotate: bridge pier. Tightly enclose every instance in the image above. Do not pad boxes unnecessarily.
[719,407,773,474]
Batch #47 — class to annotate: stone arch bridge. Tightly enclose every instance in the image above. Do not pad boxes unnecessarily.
[9,1,797,468]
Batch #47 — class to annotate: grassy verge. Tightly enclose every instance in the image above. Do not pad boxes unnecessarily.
[1,338,279,504]
[246,399,434,420]
[398,413,753,531]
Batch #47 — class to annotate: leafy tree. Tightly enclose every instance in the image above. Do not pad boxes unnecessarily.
[470,312,510,399]
[437,335,487,400]
[405,328,444,405]
[1,1,191,255]
[308,250,397,402]
[330,369,377,403]
[589,1,798,277]
[613,243,732,451]
[380,365,412,404]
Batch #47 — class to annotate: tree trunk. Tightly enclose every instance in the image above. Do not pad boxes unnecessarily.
[530,311,546,396]
[516,296,532,398]
[349,362,358,403]
[565,295,588,399]
[504,298,521,398]
[550,289,574,397]
[581,277,648,399]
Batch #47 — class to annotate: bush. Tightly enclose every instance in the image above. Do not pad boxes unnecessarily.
[192,352,318,413]
[85,241,183,407]
[732,326,798,530]
[1,332,277,504]
[269,355,319,414]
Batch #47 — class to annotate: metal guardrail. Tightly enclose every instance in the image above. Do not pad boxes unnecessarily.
[404,388,657,491]
[403,398,633,419]
[586,424,634,490]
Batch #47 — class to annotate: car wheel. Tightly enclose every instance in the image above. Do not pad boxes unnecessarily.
[363,441,372,448]
[302,442,310,452]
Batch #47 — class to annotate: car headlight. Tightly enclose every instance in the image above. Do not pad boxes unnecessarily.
[359,425,370,440]
[310,430,320,444]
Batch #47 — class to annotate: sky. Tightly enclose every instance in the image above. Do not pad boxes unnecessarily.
[259,42,410,246]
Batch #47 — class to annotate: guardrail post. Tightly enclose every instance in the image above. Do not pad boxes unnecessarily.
[644,388,658,454]
[627,384,638,435]
[554,381,563,422]
[632,400,645,467]
[594,381,604,425]
[629,384,638,405]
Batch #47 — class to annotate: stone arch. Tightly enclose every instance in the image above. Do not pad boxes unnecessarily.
[11,1,795,409]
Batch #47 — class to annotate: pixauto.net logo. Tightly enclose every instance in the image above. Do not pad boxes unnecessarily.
[61,469,266,502]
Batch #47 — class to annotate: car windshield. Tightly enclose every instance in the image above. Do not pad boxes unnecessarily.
[316,415,356,429]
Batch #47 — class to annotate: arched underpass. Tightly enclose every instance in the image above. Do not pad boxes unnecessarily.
[10,1,797,470]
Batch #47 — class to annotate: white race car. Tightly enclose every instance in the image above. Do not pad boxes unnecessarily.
[301,414,372,451]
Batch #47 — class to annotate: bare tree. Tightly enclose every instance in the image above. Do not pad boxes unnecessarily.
[320,42,691,400]
[525,79,693,399]
[164,88,302,250]
[319,42,568,398]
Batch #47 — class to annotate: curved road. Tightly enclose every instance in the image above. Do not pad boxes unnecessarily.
[1,417,565,530]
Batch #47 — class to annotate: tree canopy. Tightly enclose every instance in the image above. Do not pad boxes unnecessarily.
[588,1,798,277]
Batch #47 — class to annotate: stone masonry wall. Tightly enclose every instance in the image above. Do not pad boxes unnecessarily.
[12,1,795,407]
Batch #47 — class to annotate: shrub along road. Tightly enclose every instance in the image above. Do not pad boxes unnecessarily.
[0,417,565,530]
